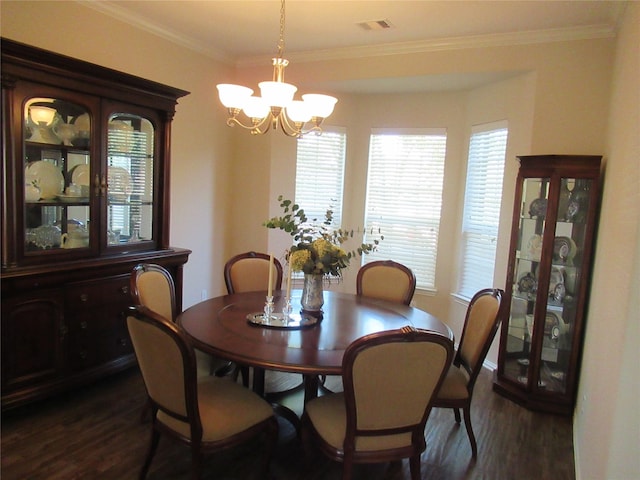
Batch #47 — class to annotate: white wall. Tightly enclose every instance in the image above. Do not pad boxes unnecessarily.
[574,3,640,479]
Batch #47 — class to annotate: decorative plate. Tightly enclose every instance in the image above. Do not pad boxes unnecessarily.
[544,311,561,339]
[107,166,132,201]
[71,164,90,186]
[517,271,537,294]
[548,266,564,295]
[526,234,543,260]
[553,236,577,265]
[528,198,548,218]
[247,312,319,329]
[25,161,64,199]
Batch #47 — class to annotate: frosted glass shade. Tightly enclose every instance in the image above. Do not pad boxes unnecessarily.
[302,94,338,118]
[286,100,312,123]
[217,84,253,109]
[242,96,270,119]
[259,81,297,108]
[30,106,56,125]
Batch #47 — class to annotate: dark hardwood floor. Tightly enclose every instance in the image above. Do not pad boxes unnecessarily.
[1,367,575,480]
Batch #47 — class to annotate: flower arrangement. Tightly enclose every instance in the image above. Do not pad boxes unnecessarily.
[264,195,382,277]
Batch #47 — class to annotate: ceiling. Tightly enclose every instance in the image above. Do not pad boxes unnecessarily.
[83,0,626,93]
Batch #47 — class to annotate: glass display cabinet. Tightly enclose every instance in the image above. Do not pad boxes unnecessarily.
[1,39,191,410]
[493,154,602,415]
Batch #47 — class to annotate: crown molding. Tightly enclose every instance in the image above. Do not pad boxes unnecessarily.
[77,1,616,69]
[77,0,234,64]
[237,24,616,67]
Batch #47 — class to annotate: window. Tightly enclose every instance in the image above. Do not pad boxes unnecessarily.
[456,121,508,299]
[294,127,346,227]
[363,128,447,291]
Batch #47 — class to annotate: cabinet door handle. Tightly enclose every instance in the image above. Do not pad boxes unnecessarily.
[94,174,107,196]
[120,286,129,295]
[59,324,68,338]
[80,321,88,330]
[80,293,89,302]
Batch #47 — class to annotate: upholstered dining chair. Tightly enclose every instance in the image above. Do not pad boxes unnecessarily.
[224,251,283,295]
[301,326,453,480]
[223,251,299,396]
[130,263,233,378]
[433,288,506,458]
[127,305,278,480]
[320,259,418,395]
[356,260,417,306]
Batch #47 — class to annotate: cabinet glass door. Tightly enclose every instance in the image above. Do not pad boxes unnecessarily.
[505,177,550,387]
[540,177,594,394]
[106,114,154,246]
[24,98,91,253]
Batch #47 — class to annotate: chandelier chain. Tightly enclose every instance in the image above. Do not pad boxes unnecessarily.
[277,0,286,59]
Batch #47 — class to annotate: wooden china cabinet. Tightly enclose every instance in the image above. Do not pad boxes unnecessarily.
[1,39,191,410]
[493,154,602,415]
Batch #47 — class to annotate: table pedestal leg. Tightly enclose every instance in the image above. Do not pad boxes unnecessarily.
[304,374,319,404]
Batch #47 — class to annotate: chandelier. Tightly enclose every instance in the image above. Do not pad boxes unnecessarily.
[216,0,337,138]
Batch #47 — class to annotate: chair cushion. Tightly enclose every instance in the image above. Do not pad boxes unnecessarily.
[360,266,412,304]
[305,393,412,452]
[158,376,274,442]
[436,365,470,401]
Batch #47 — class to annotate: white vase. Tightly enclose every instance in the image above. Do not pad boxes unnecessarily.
[301,274,324,313]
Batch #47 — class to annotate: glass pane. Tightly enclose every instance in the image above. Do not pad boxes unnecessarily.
[107,113,154,245]
[537,177,594,394]
[504,177,550,387]
[24,98,91,252]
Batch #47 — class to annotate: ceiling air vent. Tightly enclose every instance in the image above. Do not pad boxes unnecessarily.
[358,19,394,31]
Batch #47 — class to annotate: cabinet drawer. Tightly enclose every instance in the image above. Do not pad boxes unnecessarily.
[65,275,130,309]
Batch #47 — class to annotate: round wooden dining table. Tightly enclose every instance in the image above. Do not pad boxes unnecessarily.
[178,290,453,404]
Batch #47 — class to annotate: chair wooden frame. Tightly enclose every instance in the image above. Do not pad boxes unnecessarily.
[356,260,417,306]
[301,326,453,480]
[130,263,178,321]
[127,305,278,480]
[433,288,506,458]
[224,251,283,295]
[131,263,233,378]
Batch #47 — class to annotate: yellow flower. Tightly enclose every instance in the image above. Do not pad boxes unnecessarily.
[290,249,311,272]
[313,238,332,257]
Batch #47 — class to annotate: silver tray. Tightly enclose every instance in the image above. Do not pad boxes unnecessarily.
[246,312,320,329]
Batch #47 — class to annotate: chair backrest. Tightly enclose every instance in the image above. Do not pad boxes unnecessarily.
[342,326,453,452]
[356,260,417,305]
[130,263,177,322]
[127,305,202,439]
[456,288,506,388]
[224,251,283,294]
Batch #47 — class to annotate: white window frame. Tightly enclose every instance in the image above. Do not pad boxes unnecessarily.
[456,120,508,300]
[363,128,447,291]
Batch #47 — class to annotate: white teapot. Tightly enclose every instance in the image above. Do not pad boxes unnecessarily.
[61,228,89,249]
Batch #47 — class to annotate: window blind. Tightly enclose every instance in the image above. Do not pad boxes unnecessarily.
[295,128,346,228]
[363,128,447,291]
[457,121,508,299]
